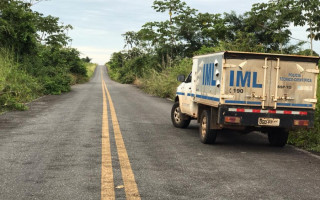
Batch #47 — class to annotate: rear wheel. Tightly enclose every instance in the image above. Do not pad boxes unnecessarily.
[171,102,191,128]
[268,129,289,147]
[199,110,217,144]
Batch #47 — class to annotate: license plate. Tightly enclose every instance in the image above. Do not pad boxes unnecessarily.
[258,118,280,126]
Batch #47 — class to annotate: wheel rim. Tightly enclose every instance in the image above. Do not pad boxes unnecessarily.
[201,116,207,138]
[174,107,181,123]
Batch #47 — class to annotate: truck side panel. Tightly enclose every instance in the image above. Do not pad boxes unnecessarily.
[193,53,224,108]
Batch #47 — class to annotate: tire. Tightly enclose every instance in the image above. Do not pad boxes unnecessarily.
[199,110,217,144]
[268,129,289,147]
[171,102,191,128]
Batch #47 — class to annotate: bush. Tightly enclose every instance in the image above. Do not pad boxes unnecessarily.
[21,46,88,94]
[0,49,42,111]
[140,58,192,99]
[41,73,71,95]
[107,51,160,84]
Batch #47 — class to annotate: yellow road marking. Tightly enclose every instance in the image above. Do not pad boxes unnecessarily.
[101,70,115,200]
[102,79,141,200]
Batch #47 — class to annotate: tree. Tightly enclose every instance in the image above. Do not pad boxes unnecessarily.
[152,0,188,23]
[292,0,320,55]
[35,13,73,47]
[152,0,195,66]
[244,2,293,53]
[137,23,159,52]
[0,0,86,95]
[122,31,140,50]
[0,0,38,55]
[0,0,72,57]
[223,11,246,41]
[196,13,228,47]
[81,56,91,63]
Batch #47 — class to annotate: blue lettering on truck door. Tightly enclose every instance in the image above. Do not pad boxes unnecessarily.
[229,70,262,88]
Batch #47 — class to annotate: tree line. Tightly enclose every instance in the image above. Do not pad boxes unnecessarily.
[108,0,320,83]
[0,0,90,110]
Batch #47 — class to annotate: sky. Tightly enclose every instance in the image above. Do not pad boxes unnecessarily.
[32,0,320,64]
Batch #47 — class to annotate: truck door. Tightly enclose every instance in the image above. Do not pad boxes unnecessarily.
[179,72,194,115]
[269,58,318,109]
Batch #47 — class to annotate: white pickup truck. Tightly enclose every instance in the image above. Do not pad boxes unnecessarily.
[171,51,319,147]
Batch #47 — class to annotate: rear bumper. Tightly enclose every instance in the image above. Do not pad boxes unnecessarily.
[218,105,315,129]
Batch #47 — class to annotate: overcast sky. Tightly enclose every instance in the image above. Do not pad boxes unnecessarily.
[32,0,319,64]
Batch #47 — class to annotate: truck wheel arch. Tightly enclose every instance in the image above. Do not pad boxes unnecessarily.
[197,104,220,130]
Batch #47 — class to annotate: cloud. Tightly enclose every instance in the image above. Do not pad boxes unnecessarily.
[74,46,118,64]
[72,28,110,37]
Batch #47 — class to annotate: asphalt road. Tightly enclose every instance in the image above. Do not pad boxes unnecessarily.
[0,65,319,200]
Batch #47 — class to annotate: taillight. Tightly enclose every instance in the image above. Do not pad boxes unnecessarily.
[293,120,309,126]
[225,116,241,124]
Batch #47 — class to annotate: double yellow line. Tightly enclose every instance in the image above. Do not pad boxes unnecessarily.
[101,69,140,200]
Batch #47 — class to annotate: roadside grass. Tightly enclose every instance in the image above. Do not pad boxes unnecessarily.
[85,63,97,79]
[140,58,192,100]
[0,50,42,112]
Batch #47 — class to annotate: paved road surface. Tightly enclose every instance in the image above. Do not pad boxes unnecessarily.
[1,65,319,200]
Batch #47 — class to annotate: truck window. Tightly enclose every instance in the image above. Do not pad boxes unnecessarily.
[185,72,192,83]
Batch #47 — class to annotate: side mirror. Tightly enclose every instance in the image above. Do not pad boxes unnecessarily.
[177,75,185,82]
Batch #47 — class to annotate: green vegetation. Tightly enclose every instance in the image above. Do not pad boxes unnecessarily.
[85,63,97,79]
[0,0,92,112]
[0,49,42,111]
[107,0,320,151]
[69,63,97,85]
[140,58,192,99]
[288,76,320,152]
